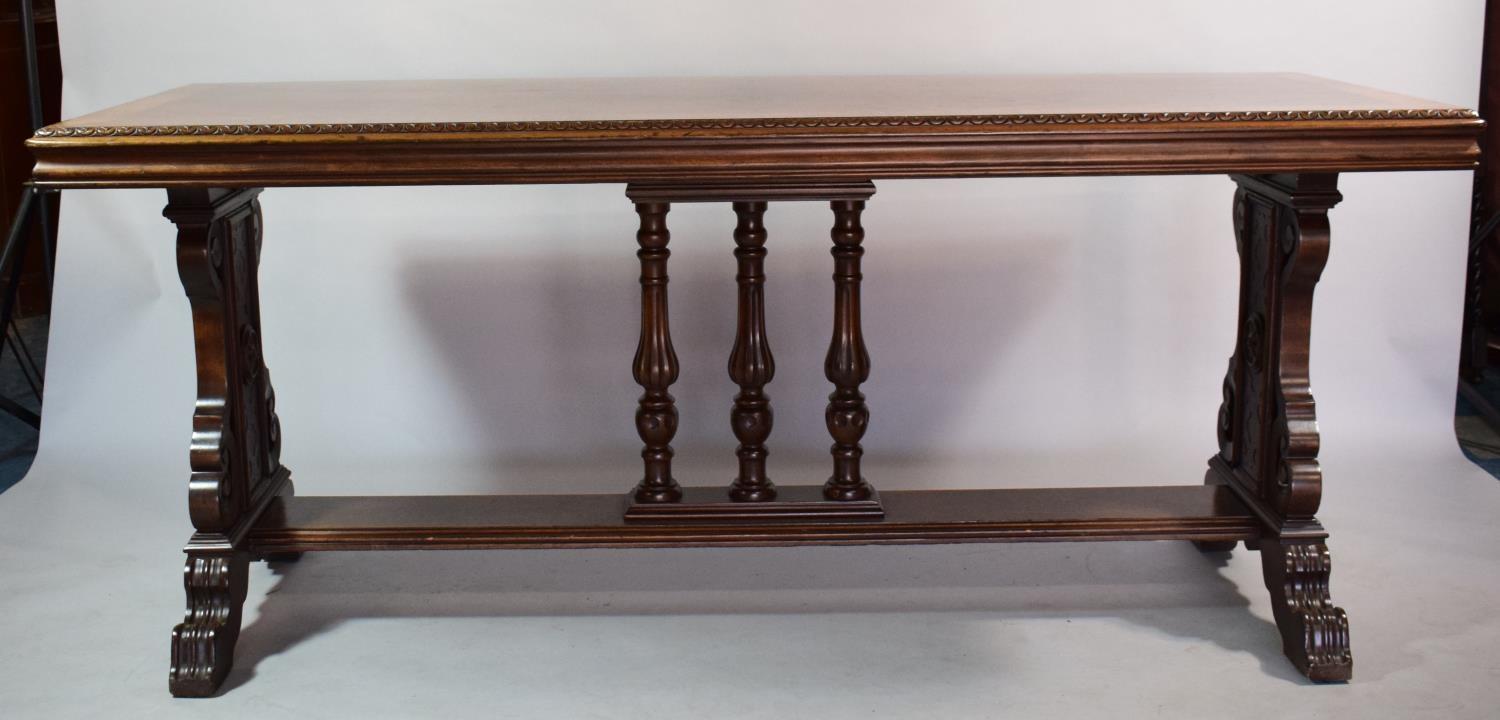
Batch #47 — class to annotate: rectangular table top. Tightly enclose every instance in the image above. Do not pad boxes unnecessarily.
[29,74,1482,188]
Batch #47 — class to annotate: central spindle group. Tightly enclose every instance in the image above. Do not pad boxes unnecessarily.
[622,182,881,520]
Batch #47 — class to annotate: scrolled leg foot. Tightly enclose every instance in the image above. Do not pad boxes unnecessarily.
[169,552,249,697]
[1260,537,1352,682]
[1207,176,1349,681]
[727,201,777,502]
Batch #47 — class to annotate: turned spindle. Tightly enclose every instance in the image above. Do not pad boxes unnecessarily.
[824,200,873,501]
[632,201,682,503]
[727,201,776,501]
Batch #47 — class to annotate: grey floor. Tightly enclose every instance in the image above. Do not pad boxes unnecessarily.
[3,314,1500,717]
[2,447,1499,719]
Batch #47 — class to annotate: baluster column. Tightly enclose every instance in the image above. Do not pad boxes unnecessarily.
[824,200,873,501]
[727,201,776,501]
[632,202,682,503]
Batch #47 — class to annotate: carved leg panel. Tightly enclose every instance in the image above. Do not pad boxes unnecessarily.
[165,188,289,696]
[1260,539,1352,681]
[1208,174,1351,680]
[168,188,287,534]
[1212,174,1338,521]
[169,552,249,697]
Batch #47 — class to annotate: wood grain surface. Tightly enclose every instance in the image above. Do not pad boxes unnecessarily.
[27,74,1481,187]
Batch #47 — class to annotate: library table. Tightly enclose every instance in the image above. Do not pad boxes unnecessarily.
[27,74,1482,696]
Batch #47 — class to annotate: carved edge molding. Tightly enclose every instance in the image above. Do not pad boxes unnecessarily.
[33,108,1479,138]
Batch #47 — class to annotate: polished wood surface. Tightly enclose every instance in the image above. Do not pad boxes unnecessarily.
[727,200,776,501]
[824,199,874,501]
[27,74,1480,187]
[247,485,1258,552]
[629,201,681,504]
[164,188,296,695]
[34,74,1471,129]
[623,485,885,522]
[620,181,887,521]
[39,74,1478,695]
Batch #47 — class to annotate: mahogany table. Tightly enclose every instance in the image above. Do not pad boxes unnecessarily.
[27,74,1482,696]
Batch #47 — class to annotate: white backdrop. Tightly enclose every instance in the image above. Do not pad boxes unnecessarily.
[4,1,1498,718]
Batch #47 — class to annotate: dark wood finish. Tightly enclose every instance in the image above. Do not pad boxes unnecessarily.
[625,485,884,522]
[164,188,293,696]
[26,75,1480,188]
[248,485,1257,551]
[1211,174,1340,527]
[727,200,776,501]
[625,181,876,204]
[631,201,681,503]
[623,181,885,520]
[30,75,1481,695]
[824,200,874,501]
[1257,537,1350,682]
[1205,173,1351,681]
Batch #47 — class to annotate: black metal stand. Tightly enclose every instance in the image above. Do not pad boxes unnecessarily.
[0,0,56,428]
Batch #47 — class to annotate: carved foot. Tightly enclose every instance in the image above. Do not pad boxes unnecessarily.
[169,552,249,697]
[1260,538,1352,681]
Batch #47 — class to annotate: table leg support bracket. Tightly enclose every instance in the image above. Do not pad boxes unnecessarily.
[1204,173,1352,682]
[165,187,293,696]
